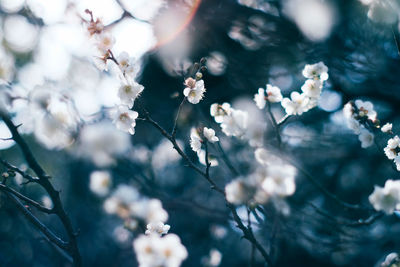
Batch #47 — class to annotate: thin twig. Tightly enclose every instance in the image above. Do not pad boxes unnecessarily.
[266,100,282,148]
[1,189,68,249]
[171,97,186,138]
[0,184,54,214]
[0,158,39,182]
[216,142,240,176]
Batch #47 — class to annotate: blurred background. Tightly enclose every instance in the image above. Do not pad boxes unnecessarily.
[1,0,400,266]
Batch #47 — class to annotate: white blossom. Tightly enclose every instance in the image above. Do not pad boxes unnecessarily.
[203,127,219,143]
[104,185,140,219]
[117,51,140,79]
[220,108,248,138]
[210,103,232,123]
[112,105,138,135]
[118,80,144,108]
[354,99,377,122]
[281,92,309,115]
[133,233,188,267]
[183,78,206,104]
[130,198,169,223]
[302,61,329,81]
[145,221,171,236]
[151,139,182,170]
[358,128,374,148]
[197,149,219,167]
[190,128,202,153]
[95,32,115,54]
[301,79,322,98]
[89,171,112,196]
[381,123,393,133]
[369,179,400,214]
[395,156,400,171]
[93,54,108,71]
[261,164,296,197]
[381,252,400,267]
[254,88,266,109]
[202,249,222,267]
[266,84,283,103]
[79,122,131,166]
[384,136,400,160]
[225,178,256,205]
[41,196,53,209]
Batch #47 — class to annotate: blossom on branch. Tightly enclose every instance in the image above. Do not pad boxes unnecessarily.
[112,105,139,135]
[183,78,206,104]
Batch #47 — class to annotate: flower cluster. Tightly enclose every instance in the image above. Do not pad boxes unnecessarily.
[284,62,328,115]
[17,85,79,150]
[254,62,328,117]
[84,10,143,135]
[369,179,400,214]
[133,233,188,267]
[225,148,296,208]
[343,100,378,148]
[103,184,169,229]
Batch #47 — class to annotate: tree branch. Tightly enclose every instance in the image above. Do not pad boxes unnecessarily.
[0,111,82,267]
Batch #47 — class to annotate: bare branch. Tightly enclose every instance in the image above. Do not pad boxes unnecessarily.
[0,111,82,267]
[0,184,54,214]
[1,189,68,250]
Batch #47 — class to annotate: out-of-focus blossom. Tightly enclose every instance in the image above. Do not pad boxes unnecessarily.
[283,0,336,42]
[90,170,112,196]
[202,249,222,267]
[254,88,266,109]
[261,164,296,197]
[95,32,115,54]
[381,123,393,133]
[151,139,181,169]
[266,84,283,103]
[197,149,219,167]
[130,198,169,223]
[79,122,131,166]
[104,184,140,218]
[358,128,374,148]
[206,51,227,76]
[190,128,202,153]
[133,233,188,267]
[381,252,400,267]
[369,179,400,214]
